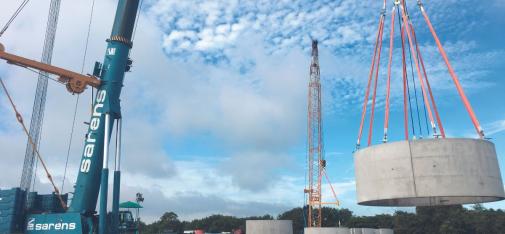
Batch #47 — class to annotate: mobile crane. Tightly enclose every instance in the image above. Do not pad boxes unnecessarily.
[0,0,140,233]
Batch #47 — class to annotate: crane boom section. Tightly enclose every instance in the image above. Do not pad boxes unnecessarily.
[68,0,139,215]
[306,40,323,227]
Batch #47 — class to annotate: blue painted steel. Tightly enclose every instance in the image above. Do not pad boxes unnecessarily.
[68,40,128,215]
[112,171,121,234]
[0,188,26,233]
[68,0,139,221]
[14,1,139,233]
[98,168,109,234]
[26,213,82,233]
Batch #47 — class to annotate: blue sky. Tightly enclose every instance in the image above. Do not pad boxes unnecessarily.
[0,0,504,222]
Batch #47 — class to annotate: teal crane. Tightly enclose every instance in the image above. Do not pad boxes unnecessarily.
[0,0,140,233]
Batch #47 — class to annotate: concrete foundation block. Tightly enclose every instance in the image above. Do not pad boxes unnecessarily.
[304,227,350,234]
[378,229,394,234]
[246,220,292,234]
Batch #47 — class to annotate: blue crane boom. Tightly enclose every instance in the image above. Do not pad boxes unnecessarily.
[0,0,140,233]
[69,0,138,215]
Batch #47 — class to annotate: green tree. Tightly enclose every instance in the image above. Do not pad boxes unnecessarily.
[321,207,353,227]
[393,211,418,234]
[278,207,305,233]
[144,211,183,234]
[415,205,469,234]
[186,214,244,232]
[141,204,505,234]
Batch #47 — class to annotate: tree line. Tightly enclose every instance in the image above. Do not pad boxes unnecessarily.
[140,204,505,234]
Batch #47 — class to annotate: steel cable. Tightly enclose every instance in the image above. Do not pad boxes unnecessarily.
[0,0,30,37]
[397,6,416,138]
[61,0,96,193]
[403,2,431,137]
[0,75,67,209]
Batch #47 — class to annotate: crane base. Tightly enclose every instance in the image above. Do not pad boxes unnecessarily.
[354,138,505,206]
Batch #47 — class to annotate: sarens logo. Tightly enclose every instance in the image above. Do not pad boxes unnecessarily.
[27,218,76,231]
[80,90,107,173]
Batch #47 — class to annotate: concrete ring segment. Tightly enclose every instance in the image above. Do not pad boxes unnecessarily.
[354,138,505,206]
[305,227,351,234]
[246,220,293,234]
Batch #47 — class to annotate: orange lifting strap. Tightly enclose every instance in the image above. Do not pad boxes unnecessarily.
[356,0,485,147]
[417,0,484,138]
[356,1,386,148]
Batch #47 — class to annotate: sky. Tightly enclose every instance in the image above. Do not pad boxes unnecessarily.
[0,0,504,223]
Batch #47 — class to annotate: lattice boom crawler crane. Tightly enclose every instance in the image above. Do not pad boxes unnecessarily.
[304,40,339,229]
[0,0,140,233]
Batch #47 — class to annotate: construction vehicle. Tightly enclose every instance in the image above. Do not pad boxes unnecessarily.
[0,0,140,233]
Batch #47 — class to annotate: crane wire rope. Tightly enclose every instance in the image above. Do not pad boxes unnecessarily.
[362,0,479,142]
[0,0,67,208]
[397,6,416,138]
[399,0,438,138]
[410,25,445,138]
[61,0,96,193]
[402,2,431,137]
[0,0,30,38]
[24,67,65,85]
[402,17,424,137]
[0,76,67,209]
[410,24,441,136]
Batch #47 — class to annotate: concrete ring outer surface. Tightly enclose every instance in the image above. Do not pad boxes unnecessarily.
[354,138,505,206]
[246,220,293,234]
[304,227,351,234]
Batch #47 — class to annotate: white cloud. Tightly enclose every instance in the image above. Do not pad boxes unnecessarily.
[221,151,294,191]
[483,119,505,136]
[1,0,504,224]
[0,0,314,222]
[147,0,381,60]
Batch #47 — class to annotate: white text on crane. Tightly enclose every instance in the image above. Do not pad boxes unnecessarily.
[80,90,107,173]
